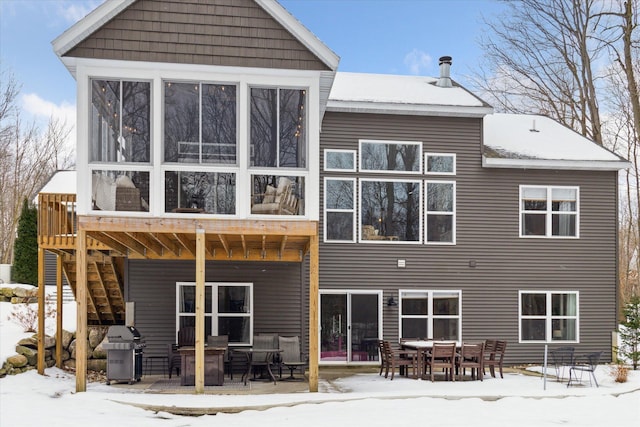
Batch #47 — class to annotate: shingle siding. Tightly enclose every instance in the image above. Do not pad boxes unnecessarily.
[65,0,329,71]
[317,111,618,364]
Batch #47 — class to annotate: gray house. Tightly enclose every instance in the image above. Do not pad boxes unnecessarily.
[37,0,628,393]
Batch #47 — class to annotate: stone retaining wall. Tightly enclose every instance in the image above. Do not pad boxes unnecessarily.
[0,286,108,378]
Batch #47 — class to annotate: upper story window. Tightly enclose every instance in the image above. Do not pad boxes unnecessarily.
[425,181,455,244]
[324,178,356,242]
[359,140,422,173]
[164,82,237,164]
[360,179,421,242]
[519,291,579,342]
[325,149,356,172]
[425,153,456,175]
[250,87,307,168]
[90,79,150,163]
[520,186,579,238]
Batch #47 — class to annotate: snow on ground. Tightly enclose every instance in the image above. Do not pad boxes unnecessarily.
[1,298,639,427]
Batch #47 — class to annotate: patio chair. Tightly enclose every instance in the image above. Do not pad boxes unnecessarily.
[167,344,181,378]
[278,336,308,381]
[484,339,507,378]
[567,351,603,388]
[457,342,485,381]
[426,342,457,382]
[378,340,388,376]
[549,346,575,381]
[381,340,418,380]
[178,326,196,347]
[251,334,278,379]
[207,335,231,379]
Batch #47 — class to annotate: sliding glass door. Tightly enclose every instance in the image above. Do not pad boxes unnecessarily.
[320,290,382,364]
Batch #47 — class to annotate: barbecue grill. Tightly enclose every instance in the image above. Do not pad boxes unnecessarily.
[103,325,145,385]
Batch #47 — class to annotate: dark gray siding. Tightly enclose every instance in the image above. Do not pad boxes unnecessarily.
[317,111,618,365]
[44,250,69,286]
[65,0,329,71]
[127,259,308,360]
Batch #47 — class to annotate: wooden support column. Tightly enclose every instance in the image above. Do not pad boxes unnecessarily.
[37,247,45,374]
[76,229,88,392]
[195,229,206,394]
[56,255,63,368]
[308,225,319,392]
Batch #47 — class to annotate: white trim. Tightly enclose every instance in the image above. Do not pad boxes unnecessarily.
[359,178,423,244]
[398,289,463,344]
[425,180,456,245]
[425,153,456,175]
[518,290,580,344]
[176,282,254,346]
[324,177,356,243]
[324,149,356,172]
[254,0,339,71]
[318,289,383,366]
[52,0,134,58]
[519,185,580,239]
[327,100,493,118]
[359,139,423,174]
[483,156,631,171]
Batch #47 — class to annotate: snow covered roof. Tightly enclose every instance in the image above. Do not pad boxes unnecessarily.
[483,114,630,171]
[327,72,493,117]
[37,170,77,196]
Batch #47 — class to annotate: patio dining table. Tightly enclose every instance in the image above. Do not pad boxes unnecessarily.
[401,340,460,379]
[234,348,283,385]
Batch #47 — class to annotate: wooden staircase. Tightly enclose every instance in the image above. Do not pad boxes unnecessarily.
[61,254,126,325]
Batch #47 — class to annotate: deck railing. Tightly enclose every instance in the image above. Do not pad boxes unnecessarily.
[38,193,78,249]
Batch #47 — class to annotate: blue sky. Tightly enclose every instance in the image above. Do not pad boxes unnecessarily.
[0,0,505,126]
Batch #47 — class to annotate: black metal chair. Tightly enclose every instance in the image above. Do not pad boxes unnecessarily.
[567,351,603,387]
[167,343,181,378]
[278,336,308,381]
[549,346,575,381]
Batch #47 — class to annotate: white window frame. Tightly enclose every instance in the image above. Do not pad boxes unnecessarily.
[398,289,462,343]
[324,149,356,172]
[359,177,423,244]
[359,139,423,174]
[518,290,579,343]
[425,153,456,175]
[324,177,356,243]
[425,180,456,245]
[176,282,254,345]
[519,185,580,238]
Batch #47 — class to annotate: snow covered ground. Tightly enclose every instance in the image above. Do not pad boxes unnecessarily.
[1,294,639,427]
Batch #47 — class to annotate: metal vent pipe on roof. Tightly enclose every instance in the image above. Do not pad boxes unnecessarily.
[436,56,453,88]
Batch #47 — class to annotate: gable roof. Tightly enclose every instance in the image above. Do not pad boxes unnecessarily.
[51,0,339,72]
[483,113,630,171]
[327,72,493,117]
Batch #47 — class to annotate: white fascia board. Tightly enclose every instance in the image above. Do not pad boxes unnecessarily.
[482,156,632,171]
[52,0,134,58]
[327,100,493,118]
[255,0,340,71]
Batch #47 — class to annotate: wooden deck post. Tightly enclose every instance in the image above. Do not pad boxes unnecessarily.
[37,247,45,374]
[76,229,88,392]
[308,225,319,392]
[195,229,205,393]
[56,254,63,368]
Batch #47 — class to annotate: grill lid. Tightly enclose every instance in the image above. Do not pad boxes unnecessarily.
[106,325,141,342]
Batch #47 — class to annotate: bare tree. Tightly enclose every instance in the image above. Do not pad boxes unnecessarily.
[0,70,73,264]
[474,0,607,144]
[474,0,640,304]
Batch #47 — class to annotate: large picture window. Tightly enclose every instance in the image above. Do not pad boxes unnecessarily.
[177,282,252,345]
[399,290,461,341]
[359,140,421,173]
[520,186,578,238]
[250,87,307,168]
[425,181,455,244]
[90,79,150,163]
[164,82,237,164]
[324,178,356,242]
[360,179,421,242]
[519,291,579,342]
